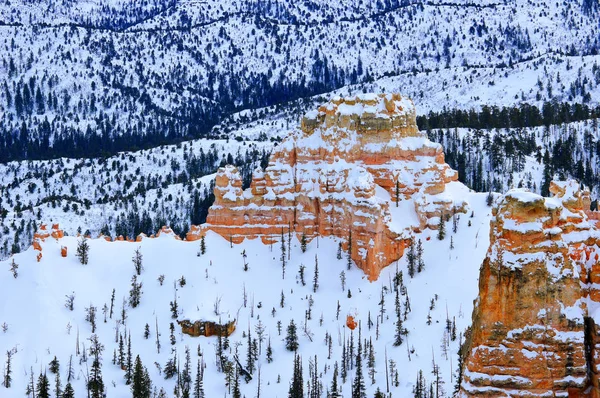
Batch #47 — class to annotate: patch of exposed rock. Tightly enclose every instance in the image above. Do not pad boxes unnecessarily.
[460,180,600,397]
[189,93,464,280]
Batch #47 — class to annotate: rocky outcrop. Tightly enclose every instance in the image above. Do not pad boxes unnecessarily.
[190,93,464,280]
[178,319,236,338]
[460,180,600,397]
[33,224,65,262]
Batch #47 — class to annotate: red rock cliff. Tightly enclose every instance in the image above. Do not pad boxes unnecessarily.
[190,93,464,280]
[460,180,600,397]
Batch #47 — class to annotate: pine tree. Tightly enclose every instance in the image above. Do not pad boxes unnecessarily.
[266,338,273,363]
[125,334,133,385]
[232,368,241,398]
[416,239,425,273]
[36,372,50,398]
[129,275,143,308]
[280,228,286,278]
[330,362,340,398]
[62,383,75,398]
[193,359,204,398]
[144,324,150,339]
[3,350,12,388]
[132,247,143,275]
[246,328,255,374]
[88,334,104,398]
[367,338,376,385]
[298,264,306,286]
[393,288,404,346]
[9,258,18,278]
[407,238,416,278]
[86,305,97,333]
[437,213,446,240]
[337,242,342,260]
[285,319,299,351]
[76,237,90,265]
[200,236,206,256]
[181,346,192,398]
[300,233,307,253]
[395,179,400,207]
[312,255,319,293]
[347,231,353,270]
[131,355,152,398]
[288,353,303,398]
[352,325,366,398]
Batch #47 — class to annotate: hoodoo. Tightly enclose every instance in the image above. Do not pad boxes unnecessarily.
[460,180,600,397]
[189,93,465,280]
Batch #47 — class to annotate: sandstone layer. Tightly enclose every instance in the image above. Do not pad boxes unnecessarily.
[460,180,600,397]
[190,93,464,280]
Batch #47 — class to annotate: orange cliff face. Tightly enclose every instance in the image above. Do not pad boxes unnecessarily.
[460,180,600,397]
[189,93,465,280]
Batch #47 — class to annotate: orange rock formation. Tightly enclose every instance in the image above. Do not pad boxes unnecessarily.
[460,180,600,397]
[189,94,463,280]
[32,224,65,262]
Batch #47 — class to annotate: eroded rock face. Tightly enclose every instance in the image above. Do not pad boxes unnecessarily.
[460,180,600,397]
[191,93,463,280]
[33,224,65,262]
[178,319,236,338]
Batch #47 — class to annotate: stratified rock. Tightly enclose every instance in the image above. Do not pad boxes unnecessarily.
[191,94,464,280]
[178,319,236,338]
[460,180,600,397]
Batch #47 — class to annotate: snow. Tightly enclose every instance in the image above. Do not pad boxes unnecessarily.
[0,187,493,397]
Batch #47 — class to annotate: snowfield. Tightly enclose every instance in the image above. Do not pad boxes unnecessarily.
[0,188,492,397]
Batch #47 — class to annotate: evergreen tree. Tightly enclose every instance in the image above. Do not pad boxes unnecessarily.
[393,287,404,346]
[129,275,143,308]
[132,247,143,275]
[352,325,366,398]
[280,229,286,278]
[9,258,18,278]
[312,255,319,293]
[437,213,446,240]
[125,334,133,384]
[36,372,50,398]
[232,368,241,398]
[131,355,152,398]
[288,353,303,398]
[300,233,307,253]
[416,239,425,273]
[88,334,105,398]
[347,231,353,270]
[62,383,75,398]
[193,359,204,398]
[76,237,90,265]
[3,350,12,388]
[200,236,206,256]
[330,362,340,398]
[407,238,416,278]
[285,319,299,351]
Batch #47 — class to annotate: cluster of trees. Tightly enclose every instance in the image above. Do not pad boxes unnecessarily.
[418,101,600,131]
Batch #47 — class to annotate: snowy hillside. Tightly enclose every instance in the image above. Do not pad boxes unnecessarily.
[1,0,600,162]
[0,185,492,397]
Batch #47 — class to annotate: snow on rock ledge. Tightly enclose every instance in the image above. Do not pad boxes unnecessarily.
[460,180,600,397]
[191,93,465,281]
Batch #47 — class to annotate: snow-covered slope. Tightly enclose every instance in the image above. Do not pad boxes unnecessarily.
[0,185,492,397]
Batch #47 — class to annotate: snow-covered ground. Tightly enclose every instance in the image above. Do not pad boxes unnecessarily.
[0,186,492,397]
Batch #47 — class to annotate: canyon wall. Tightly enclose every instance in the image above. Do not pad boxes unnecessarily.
[460,180,600,397]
